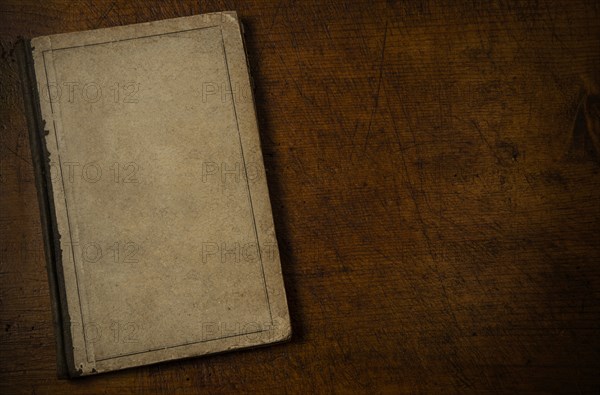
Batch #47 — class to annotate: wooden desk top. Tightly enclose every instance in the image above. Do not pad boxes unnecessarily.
[1,1,599,393]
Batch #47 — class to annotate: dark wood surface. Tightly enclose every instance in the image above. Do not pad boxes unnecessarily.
[1,0,599,393]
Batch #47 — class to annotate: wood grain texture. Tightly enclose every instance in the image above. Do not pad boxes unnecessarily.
[1,0,599,393]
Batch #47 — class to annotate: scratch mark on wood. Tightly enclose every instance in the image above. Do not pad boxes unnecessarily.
[362,20,388,155]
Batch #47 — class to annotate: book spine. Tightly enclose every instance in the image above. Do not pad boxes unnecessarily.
[15,39,74,379]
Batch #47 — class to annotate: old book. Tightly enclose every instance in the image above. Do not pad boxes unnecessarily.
[18,11,290,377]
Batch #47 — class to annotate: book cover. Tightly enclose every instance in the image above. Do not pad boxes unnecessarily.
[18,11,291,377]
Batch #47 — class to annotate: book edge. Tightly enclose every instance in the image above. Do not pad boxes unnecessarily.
[16,38,78,378]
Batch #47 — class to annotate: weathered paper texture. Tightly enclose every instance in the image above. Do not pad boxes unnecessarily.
[29,12,290,376]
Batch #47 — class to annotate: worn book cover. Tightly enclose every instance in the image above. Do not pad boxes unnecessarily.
[18,11,290,377]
